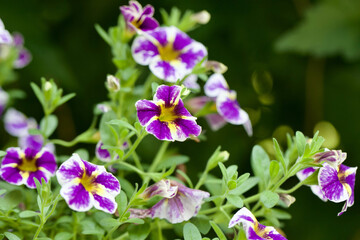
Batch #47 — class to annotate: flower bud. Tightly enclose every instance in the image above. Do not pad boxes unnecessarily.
[191,10,211,24]
[205,60,228,74]
[106,75,120,92]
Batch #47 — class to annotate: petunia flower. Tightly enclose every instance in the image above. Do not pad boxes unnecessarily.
[296,167,327,201]
[318,163,357,216]
[56,154,121,213]
[0,147,57,189]
[136,85,201,141]
[120,1,159,33]
[4,108,37,137]
[0,19,12,44]
[132,26,207,82]
[130,179,210,224]
[11,33,31,69]
[229,207,287,240]
[313,149,347,168]
[0,88,9,116]
[95,140,128,162]
[183,74,200,90]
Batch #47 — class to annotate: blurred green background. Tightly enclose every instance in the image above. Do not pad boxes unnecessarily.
[1,0,360,239]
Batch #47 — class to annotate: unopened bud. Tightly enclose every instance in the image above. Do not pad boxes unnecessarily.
[219,151,230,161]
[205,60,228,74]
[106,75,120,92]
[191,10,211,24]
[44,81,52,91]
[279,193,296,207]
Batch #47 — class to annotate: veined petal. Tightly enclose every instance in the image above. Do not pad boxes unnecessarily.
[60,182,94,212]
[170,119,201,142]
[310,185,328,202]
[228,207,257,228]
[132,36,159,65]
[0,166,23,185]
[4,108,30,137]
[135,100,160,126]
[95,141,112,162]
[319,163,348,203]
[149,57,188,83]
[93,194,117,214]
[216,91,249,125]
[94,172,121,195]
[56,154,84,185]
[25,170,49,189]
[146,119,173,141]
[339,164,356,207]
[1,147,22,166]
[174,99,194,118]
[204,73,229,97]
[153,85,181,106]
[36,150,57,175]
[142,179,178,199]
[179,41,207,70]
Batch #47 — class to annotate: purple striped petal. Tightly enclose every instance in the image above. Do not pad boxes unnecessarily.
[139,17,159,32]
[0,166,23,185]
[14,48,32,69]
[120,1,158,32]
[94,172,121,194]
[18,134,43,151]
[1,147,22,165]
[183,74,200,90]
[296,167,317,182]
[132,36,159,65]
[36,150,57,174]
[228,207,256,228]
[142,179,178,199]
[135,100,160,126]
[319,163,348,203]
[179,41,207,70]
[149,59,187,83]
[60,182,93,212]
[216,91,249,125]
[56,154,84,185]
[95,141,112,162]
[25,170,48,189]
[93,194,117,214]
[171,119,201,142]
[173,30,193,51]
[313,150,347,168]
[204,73,229,97]
[146,119,173,141]
[4,108,30,137]
[153,85,181,106]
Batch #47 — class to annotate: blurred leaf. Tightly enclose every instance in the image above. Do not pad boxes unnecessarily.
[209,221,226,240]
[275,0,360,60]
[191,215,211,235]
[128,222,151,240]
[260,191,279,208]
[40,114,58,137]
[19,210,39,218]
[226,194,244,208]
[184,222,202,240]
[4,232,21,240]
[54,232,73,240]
[251,146,270,190]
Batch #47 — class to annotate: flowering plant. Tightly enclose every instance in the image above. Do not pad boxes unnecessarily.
[0,2,357,240]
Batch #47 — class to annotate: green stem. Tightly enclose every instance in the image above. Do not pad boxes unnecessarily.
[144,141,170,184]
[114,232,129,240]
[156,219,163,240]
[117,161,145,176]
[277,179,306,194]
[72,212,78,240]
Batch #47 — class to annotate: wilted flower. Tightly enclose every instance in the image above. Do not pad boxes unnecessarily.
[0,88,9,116]
[120,1,159,33]
[12,33,31,69]
[56,154,121,213]
[0,147,56,189]
[132,26,207,82]
[296,167,327,201]
[4,108,37,137]
[136,85,201,141]
[229,207,287,240]
[318,163,356,216]
[0,19,12,44]
[130,179,209,223]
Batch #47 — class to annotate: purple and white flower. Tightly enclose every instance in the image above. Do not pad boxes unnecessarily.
[11,33,31,69]
[313,150,347,168]
[120,1,159,33]
[0,147,56,189]
[296,167,327,201]
[136,85,201,141]
[4,108,37,137]
[130,179,209,224]
[229,207,287,240]
[95,141,128,162]
[183,74,200,90]
[56,154,121,214]
[0,19,12,44]
[318,163,357,216]
[132,26,207,82]
[0,88,9,116]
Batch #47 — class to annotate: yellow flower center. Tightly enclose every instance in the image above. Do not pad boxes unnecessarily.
[159,105,178,122]
[158,44,180,61]
[18,157,38,172]
[80,173,98,193]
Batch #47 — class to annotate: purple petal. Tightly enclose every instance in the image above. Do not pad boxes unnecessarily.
[94,172,121,194]
[296,167,317,182]
[204,73,229,98]
[36,150,57,174]
[139,16,159,32]
[183,74,200,90]
[135,100,160,126]
[93,194,117,214]
[149,59,187,83]
[153,85,181,107]
[149,28,168,46]
[142,179,178,199]
[142,4,154,16]
[173,30,193,51]
[171,118,201,141]
[228,207,256,228]
[95,141,112,162]
[0,19,12,44]
[25,170,49,189]
[24,148,39,160]
[132,36,159,65]
[205,114,227,131]
[12,32,24,47]
[319,163,348,203]
[216,91,249,125]
[179,41,207,69]
[4,108,30,137]
[14,48,32,69]
[56,154,84,185]
[174,99,193,118]
[60,182,93,212]
[146,119,173,141]
[0,166,23,185]
[19,134,43,151]
[310,185,328,202]
[1,148,22,165]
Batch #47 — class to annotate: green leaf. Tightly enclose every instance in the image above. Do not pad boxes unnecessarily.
[226,194,244,208]
[183,222,202,240]
[30,82,45,107]
[74,148,89,161]
[28,128,43,136]
[251,145,270,189]
[99,217,121,230]
[19,210,40,218]
[218,162,228,181]
[124,218,144,224]
[0,150,6,158]
[260,191,279,208]
[156,155,189,170]
[54,232,73,240]
[205,147,229,172]
[0,190,23,210]
[40,115,58,137]
[116,190,128,217]
[176,169,193,188]
[295,131,306,156]
[302,169,319,185]
[99,111,118,146]
[275,0,360,60]
[273,138,287,171]
[209,221,226,240]
[57,93,76,107]
[191,215,211,235]
[128,223,151,240]
[229,177,259,195]
[4,232,21,240]
[269,160,280,180]
[107,119,137,133]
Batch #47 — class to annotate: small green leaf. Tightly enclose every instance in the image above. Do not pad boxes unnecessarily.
[116,190,128,217]
[191,215,211,235]
[226,194,244,208]
[230,177,259,195]
[57,93,76,107]
[251,145,270,190]
[0,151,6,158]
[209,221,226,240]
[30,82,45,107]
[260,191,279,208]
[128,223,151,240]
[28,128,43,136]
[4,232,21,240]
[99,217,121,229]
[40,115,58,137]
[108,119,137,133]
[183,222,202,240]
[156,155,189,170]
[269,160,280,180]
[19,210,40,218]
[54,232,73,240]
[124,218,144,224]
[273,138,287,171]
[296,131,306,156]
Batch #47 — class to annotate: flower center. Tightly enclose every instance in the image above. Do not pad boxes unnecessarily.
[18,157,38,172]
[159,105,178,122]
[80,173,98,193]
[158,44,180,61]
